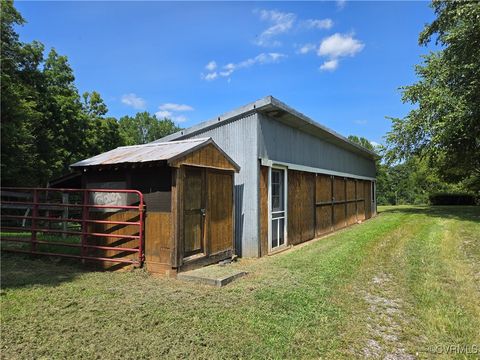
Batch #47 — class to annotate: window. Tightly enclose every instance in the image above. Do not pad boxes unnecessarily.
[270,168,286,250]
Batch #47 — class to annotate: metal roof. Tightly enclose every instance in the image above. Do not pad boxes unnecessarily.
[153,96,378,159]
[71,138,240,170]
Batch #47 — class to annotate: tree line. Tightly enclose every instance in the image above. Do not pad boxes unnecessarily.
[347,136,460,205]
[351,1,479,205]
[384,1,479,201]
[1,0,478,204]
[0,0,180,187]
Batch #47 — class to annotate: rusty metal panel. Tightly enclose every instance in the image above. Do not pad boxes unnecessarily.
[71,138,213,168]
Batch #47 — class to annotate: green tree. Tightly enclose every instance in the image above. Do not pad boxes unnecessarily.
[376,157,459,205]
[0,0,43,185]
[386,0,480,193]
[36,48,88,184]
[347,135,375,152]
[1,0,179,186]
[82,91,123,155]
[118,112,180,145]
[0,0,118,185]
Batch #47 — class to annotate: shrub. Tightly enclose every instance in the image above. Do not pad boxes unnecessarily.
[429,192,476,205]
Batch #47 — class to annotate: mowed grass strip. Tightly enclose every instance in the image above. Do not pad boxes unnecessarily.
[1,206,479,359]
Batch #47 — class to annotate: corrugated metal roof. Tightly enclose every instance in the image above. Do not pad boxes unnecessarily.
[71,138,212,168]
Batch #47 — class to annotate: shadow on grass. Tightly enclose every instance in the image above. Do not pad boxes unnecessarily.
[1,253,88,290]
[379,205,480,223]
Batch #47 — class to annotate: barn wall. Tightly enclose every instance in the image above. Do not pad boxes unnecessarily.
[88,210,140,270]
[258,113,376,178]
[287,170,315,245]
[259,165,269,257]
[170,143,237,171]
[171,113,260,257]
[258,167,376,253]
[85,166,174,271]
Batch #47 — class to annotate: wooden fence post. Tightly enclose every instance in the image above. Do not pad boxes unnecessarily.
[31,189,38,252]
[81,191,89,262]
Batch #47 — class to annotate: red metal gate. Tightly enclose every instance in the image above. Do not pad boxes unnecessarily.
[0,187,145,267]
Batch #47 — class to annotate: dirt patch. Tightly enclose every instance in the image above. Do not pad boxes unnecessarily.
[361,273,415,360]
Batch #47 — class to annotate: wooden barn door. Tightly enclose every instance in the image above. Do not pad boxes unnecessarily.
[206,170,234,255]
[183,167,206,257]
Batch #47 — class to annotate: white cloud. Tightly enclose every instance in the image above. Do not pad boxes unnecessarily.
[318,33,364,58]
[155,102,193,123]
[158,103,194,112]
[337,0,347,9]
[354,119,368,125]
[319,59,339,71]
[172,115,188,123]
[302,18,333,30]
[255,9,296,47]
[297,43,317,55]
[203,72,218,81]
[155,110,172,119]
[254,52,286,64]
[205,61,217,71]
[121,93,146,109]
[202,53,286,81]
[155,111,188,123]
[370,141,380,148]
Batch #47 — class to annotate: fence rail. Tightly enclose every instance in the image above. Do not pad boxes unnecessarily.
[0,187,145,267]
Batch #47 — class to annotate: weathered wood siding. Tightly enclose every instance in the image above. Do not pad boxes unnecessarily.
[170,143,237,171]
[365,181,372,219]
[357,180,366,221]
[259,165,269,257]
[287,170,315,245]
[145,212,172,273]
[346,179,357,226]
[176,166,235,270]
[183,167,205,256]
[207,171,234,254]
[315,174,333,236]
[258,166,375,255]
[333,177,347,230]
[87,210,140,270]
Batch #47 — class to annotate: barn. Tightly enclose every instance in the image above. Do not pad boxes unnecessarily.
[47,95,376,274]
[69,138,240,274]
[153,96,377,259]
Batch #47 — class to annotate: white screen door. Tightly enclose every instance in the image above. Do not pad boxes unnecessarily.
[270,168,286,250]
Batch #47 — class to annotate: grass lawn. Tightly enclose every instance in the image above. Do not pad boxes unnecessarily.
[1,205,479,359]
[1,232,81,255]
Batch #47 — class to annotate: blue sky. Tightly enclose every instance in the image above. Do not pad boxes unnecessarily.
[15,1,436,145]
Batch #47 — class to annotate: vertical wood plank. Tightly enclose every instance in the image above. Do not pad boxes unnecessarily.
[259,165,269,256]
[207,170,234,254]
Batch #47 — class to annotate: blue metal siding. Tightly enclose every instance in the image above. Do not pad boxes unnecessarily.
[181,114,260,258]
[258,114,376,178]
